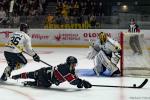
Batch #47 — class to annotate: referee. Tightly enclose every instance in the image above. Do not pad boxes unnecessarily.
[128,18,142,55]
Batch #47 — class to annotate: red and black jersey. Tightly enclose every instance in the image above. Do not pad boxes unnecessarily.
[53,63,81,85]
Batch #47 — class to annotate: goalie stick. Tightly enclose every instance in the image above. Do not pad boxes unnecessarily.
[92,78,148,88]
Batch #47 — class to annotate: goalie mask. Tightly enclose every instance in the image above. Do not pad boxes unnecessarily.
[98,32,107,44]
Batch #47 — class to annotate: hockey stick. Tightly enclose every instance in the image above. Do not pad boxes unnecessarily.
[23,51,53,68]
[92,79,148,88]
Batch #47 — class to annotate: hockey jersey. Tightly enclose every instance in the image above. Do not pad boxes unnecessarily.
[87,36,121,60]
[95,37,120,54]
[53,63,81,85]
[5,31,35,56]
[128,24,140,33]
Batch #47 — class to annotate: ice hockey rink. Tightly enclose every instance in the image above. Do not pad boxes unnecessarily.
[0,47,150,100]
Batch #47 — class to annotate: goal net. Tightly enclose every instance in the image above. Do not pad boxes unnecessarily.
[120,32,150,77]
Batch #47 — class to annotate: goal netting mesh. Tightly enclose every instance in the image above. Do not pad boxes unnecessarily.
[120,32,150,77]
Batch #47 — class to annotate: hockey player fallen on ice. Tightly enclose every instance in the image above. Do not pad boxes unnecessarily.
[0,23,40,81]
[12,56,92,89]
[87,32,121,77]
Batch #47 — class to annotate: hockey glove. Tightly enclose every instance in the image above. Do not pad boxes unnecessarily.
[87,46,98,60]
[77,79,84,88]
[82,80,92,88]
[33,53,40,62]
[77,79,92,88]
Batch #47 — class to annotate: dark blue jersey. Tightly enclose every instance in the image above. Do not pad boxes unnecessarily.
[53,63,81,85]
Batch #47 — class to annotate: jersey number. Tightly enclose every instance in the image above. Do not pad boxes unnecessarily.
[11,36,21,45]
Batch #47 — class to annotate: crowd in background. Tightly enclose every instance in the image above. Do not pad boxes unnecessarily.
[0,0,104,28]
[1,0,148,29]
[45,0,102,29]
[56,0,103,17]
[0,0,47,28]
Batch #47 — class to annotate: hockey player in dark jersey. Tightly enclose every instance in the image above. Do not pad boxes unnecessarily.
[11,56,92,89]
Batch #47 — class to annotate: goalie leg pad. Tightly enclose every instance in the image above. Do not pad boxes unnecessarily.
[111,53,120,65]
[93,55,106,76]
[97,50,119,75]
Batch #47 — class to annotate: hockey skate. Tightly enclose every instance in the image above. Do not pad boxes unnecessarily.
[111,68,121,77]
[0,67,12,81]
[93,65,106,76]
[12,75,21,80]
[93,67,100,76]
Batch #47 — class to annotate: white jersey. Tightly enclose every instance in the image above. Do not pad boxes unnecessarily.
[5,31,35,56]
[94,37,120,54]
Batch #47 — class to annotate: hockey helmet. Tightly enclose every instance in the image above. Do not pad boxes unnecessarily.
[98,32,107,44]
[66,56,78,65]
[20,23,29,33]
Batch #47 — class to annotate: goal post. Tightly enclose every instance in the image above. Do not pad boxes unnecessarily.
[120,32,150,77]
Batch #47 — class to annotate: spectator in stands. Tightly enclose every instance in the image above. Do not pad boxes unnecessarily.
[89,14,96,29]
[68,0,74,16]
[0,7,6,24]
[44,13,54,28]
[39,0,46,6]
[12,13,20,28]
[84,0,91,15]
[56,1,62,16]
[29,7,37,16]
[96,2,103,16]
[62,0,69,18]
[12,0,46,16]
[46,13,54,24]
[37,4,43,15]
[22,4,29,16]
[13,0,20,15]
[2,0,10,13]
[73,1,79,16]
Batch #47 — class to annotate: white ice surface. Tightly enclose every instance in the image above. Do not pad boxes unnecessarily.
[0,47,150,100]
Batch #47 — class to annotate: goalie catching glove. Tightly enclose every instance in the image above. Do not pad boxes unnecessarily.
[87,46,98,60]
[77,79,92,88]
[33,53,40,62]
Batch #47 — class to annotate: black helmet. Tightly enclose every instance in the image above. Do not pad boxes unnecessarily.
[20,23,29,32]
[66,56,78,64]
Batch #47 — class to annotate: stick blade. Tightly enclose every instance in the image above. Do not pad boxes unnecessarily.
[137,79,148,88]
